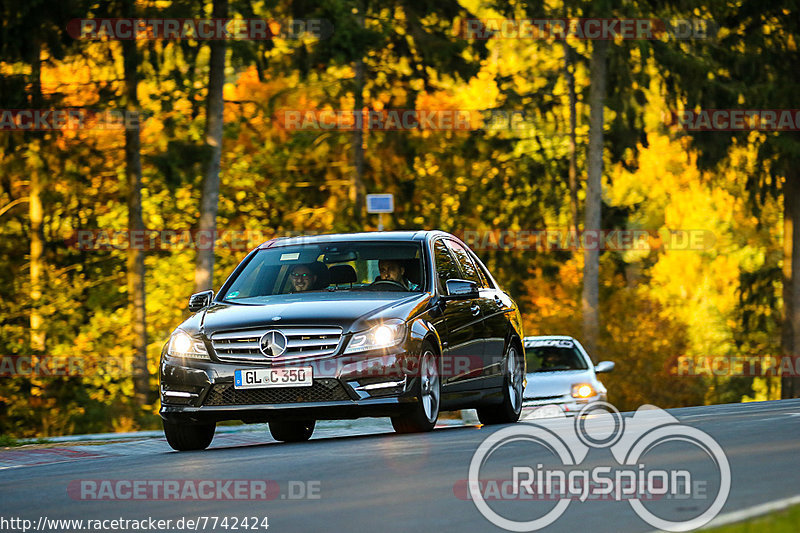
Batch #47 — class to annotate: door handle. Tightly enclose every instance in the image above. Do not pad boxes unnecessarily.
[470,303,481,316]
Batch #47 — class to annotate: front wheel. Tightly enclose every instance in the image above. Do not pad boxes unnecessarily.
[163,420,216,451]
[391,346,440,433]
[477,343,523,425]
[269,420,316,442]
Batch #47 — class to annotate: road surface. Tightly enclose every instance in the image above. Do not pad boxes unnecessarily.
[1,400,799,532]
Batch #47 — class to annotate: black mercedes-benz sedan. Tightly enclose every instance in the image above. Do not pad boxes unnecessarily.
[159,231,525,450]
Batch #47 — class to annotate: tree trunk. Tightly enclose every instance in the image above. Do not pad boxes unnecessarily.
[195,0,227,293]
[29,167,44,352]
[352,59,365,227]
[582,39,607,358]
[121,8,149,407]
[29,40,45,353]
[782,171,800,398]
[351,1,366,228]
[562,41,579,236]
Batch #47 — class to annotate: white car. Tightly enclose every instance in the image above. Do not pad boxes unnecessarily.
[521,335,614,417]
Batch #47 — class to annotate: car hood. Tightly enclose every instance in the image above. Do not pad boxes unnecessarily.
[182,292,431,336]
[523,370,594,398]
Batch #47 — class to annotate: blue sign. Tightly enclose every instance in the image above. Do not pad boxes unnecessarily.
[366,194,394,213]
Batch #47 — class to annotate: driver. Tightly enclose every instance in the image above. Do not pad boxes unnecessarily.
[289,264,317,292]
[377,259,419,290]
[541,350,565,369]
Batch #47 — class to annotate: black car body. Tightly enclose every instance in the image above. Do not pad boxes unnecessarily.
[159,231,525,450]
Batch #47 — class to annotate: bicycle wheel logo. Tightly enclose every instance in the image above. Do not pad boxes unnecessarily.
[467,402,730,532]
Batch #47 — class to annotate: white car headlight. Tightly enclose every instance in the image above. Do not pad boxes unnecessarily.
[167,330,210,360]
[571,383,596,399]
[344,321,405,354]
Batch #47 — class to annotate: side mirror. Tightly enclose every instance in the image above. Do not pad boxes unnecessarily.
[443,279,479,300]
[595,361,615,374]
[188,290,214,312]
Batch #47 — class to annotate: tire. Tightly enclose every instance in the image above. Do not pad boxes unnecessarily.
[477,342,523,425]
[391,344,440,433]
[163,419,216,451]
[269,419,316,442]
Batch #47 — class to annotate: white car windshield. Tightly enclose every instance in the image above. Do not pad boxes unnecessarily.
[526,340,589,371]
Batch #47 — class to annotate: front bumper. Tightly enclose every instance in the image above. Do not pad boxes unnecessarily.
[521,393,606,416]
[159,350,421,424]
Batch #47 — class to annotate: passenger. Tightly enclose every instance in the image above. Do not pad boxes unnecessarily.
[289,264,317,292]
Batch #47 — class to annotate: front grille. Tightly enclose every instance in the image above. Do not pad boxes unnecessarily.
[204,379,352,406]
[211,326,342,363]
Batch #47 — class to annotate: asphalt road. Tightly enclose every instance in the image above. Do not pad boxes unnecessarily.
[2,399,799,533]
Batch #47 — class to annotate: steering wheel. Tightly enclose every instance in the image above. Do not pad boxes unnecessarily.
[368,279,409,291]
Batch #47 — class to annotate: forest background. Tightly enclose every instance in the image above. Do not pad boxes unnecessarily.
[1,0,798,438]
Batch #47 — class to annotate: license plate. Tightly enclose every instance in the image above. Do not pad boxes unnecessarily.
[522,404,564,420]
[234,367,313,389]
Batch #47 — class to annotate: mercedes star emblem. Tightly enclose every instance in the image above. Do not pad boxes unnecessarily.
[259,330,288,357]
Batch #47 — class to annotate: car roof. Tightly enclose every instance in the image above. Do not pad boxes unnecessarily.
[524,335,577,341]
[257,230,452,249]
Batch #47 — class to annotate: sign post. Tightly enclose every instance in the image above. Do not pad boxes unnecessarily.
[366,194,394,231]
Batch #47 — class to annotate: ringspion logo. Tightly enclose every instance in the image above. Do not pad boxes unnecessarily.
[465,403,730,531]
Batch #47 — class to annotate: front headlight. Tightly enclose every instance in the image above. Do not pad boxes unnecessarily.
[571,383,596,398]
[344,321,405,354]
[167,330,210,360]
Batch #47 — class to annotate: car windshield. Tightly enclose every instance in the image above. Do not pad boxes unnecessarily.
[220,241,425,302]
[526,340,588,372]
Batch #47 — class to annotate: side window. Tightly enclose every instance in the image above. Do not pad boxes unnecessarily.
[433,240,460,292]
[445,240,481,285]
[471,254,491,288]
